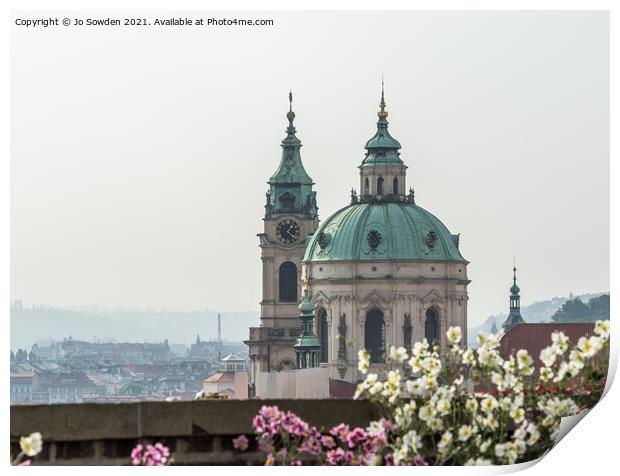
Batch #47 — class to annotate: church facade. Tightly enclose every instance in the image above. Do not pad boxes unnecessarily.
[246,88,470,386]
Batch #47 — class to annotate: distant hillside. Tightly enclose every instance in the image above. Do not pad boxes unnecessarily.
[551,294,610,323]
[467,292,608,347]
[10,307,259,351]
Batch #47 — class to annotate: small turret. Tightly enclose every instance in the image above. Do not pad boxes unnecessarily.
[502,264,526,333]
[294,289,321,369]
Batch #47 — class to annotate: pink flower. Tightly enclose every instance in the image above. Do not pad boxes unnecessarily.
[142,443,170,466]
[414,454,429,466]
[345,427,368,448]
[267,419,281,436]
[326,447,345,465]
[384,453,395,466]
[253,415,267,434]
[321,435,336,449]
[259,406,281,420]
[342,450,355,465]
[290,460,302,466]
[130,444,143,465]
[232,435,249,451]
[329,423,351,443]
[301,436,322,456]
[378,418,398,432]
[18,460,32,466]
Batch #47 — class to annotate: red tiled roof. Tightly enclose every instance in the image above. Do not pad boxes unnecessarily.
[500,323,595,366]
[203,372,235,384]
[329,379,357,399]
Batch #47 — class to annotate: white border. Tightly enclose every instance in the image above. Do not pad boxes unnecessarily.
[2,1,616,474]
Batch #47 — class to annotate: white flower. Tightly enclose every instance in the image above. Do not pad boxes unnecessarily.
[20,432,43,457]
[462,349,475,365]
[358,349,370,374]
[458,425,473,441]
[577,336,601,358]
[480,395,499,413]
[465,398,478,412]
[437,431,453,453]
[421,356,442,376]
[406,378,425,396]
[437,398,451,416]
[408,356,423,374]
[389,346,409,363]
[594,320,610,339]
[446,326,462,344]
[425,375,438,391]
[480,439,492,452]
[428,417,444,431]
[553,361,569,382]
[539,367,554,382]
[418,402,436,422]
[510,407,525,423]
[385,370,401,389]
[402,430,422,453]
[365,373,378,386]
[393,446,408,465]
[551,331,569,354]
[477,332,499,350]
[539,346,557,367]
[368,381,383,395]
[516,349,533,369]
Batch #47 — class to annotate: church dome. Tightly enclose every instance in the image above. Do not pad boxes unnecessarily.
[303,202,466,263]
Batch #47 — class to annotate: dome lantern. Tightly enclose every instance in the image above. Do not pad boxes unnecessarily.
[359,79,408,201]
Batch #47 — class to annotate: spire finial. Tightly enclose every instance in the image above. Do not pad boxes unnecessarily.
[286,90,295,125]
[378,75,388,119]
[513,257,517,282]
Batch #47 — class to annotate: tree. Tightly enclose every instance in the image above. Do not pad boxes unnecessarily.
[551,294,610,323]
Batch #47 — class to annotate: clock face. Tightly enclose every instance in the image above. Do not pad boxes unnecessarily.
[276,219,301,244]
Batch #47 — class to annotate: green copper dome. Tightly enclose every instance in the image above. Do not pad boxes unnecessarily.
[303,202,465,263]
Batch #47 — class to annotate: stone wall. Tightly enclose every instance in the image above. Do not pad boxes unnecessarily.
[10,399,379,465]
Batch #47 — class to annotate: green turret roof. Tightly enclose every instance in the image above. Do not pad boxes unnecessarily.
[503,266,525,333]
[361,83,404,168]
[265,92,318,219]
[269,92,314,186]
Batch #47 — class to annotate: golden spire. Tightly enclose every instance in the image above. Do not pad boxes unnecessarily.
[378,75,388,119]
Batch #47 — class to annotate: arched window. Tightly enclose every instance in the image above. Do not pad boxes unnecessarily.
[318,308,329,363]
[393,177,399,195]
[377,177,384,195]
[279,262,298,302]
[365,309,385,363]
[364,177,369,195]
[425,308,439,345]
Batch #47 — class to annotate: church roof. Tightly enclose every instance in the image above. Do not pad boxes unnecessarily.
[303,202,465,263]
[500,323,596,366]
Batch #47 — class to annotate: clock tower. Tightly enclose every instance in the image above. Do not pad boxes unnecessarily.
[246,93,319,389]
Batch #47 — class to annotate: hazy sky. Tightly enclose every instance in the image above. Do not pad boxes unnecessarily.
[11,11,609,325]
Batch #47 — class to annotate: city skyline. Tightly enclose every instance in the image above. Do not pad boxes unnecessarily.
[11,11,609,327]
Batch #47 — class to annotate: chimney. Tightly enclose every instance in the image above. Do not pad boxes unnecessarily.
[217,313,222,342]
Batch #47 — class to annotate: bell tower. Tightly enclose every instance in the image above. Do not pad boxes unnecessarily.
[246,93,319,389]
